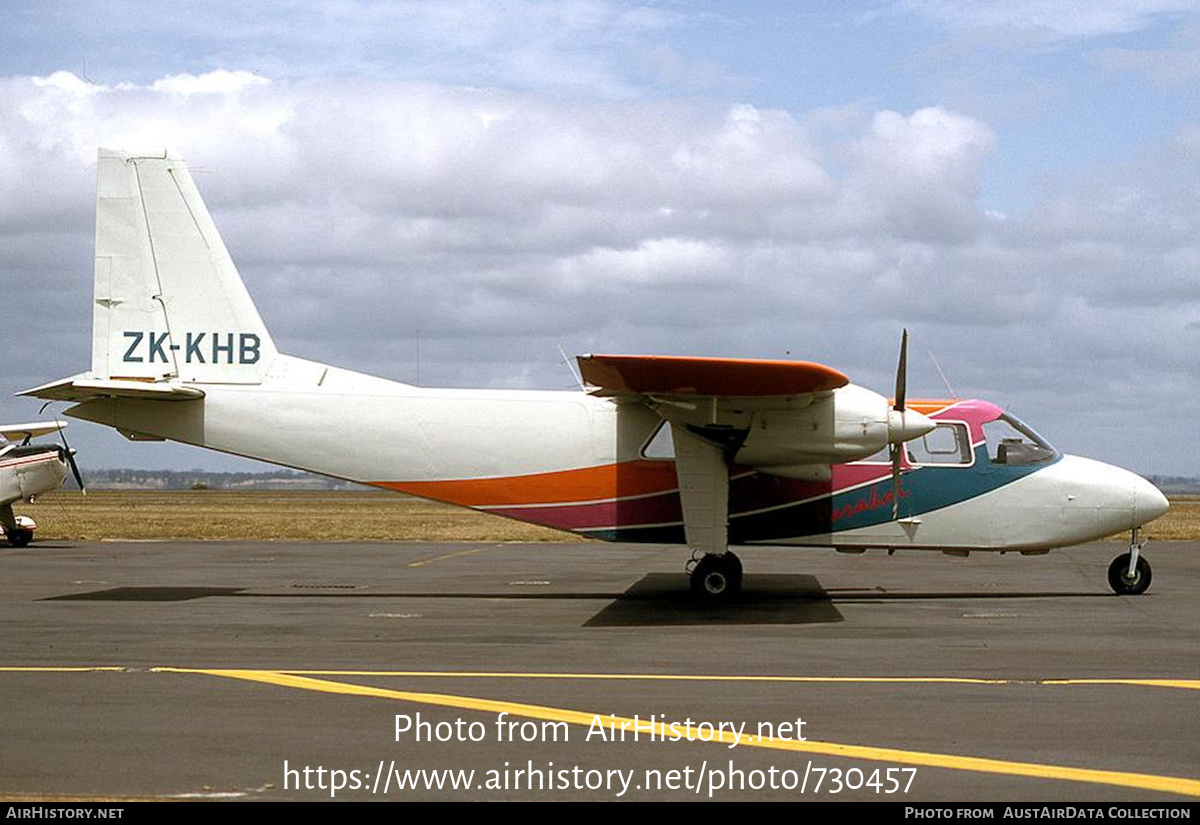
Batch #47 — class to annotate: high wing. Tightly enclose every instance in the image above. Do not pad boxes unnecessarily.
[576,353,934,592]
[0,421,67,444]
[577,353,925,476]
[577,354,849,397]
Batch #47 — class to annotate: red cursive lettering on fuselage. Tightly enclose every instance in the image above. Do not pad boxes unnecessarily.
[831,484,909,522]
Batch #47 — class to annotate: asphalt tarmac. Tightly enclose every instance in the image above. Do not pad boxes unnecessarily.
[0,538,1196,802]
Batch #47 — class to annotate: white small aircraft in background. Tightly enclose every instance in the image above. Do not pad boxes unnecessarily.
[23,149,1169,597]
[0,422,84,546]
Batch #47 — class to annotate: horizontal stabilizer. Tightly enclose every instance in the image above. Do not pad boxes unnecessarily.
[577,354,849,398]
[20,375,205,403]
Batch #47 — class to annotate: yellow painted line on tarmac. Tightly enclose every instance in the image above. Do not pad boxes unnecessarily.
[183,668,1200,798]
[406,547,489,568]
[3,666,1194,690]
[240,669,1200,691]
[1045,678,1200,690]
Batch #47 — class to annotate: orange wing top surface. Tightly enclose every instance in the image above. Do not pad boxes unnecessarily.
[577,354,849,397]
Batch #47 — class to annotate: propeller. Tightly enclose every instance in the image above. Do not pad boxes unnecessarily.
[889,330,908,519]
[56,423,86,495]
[884,329,938,518]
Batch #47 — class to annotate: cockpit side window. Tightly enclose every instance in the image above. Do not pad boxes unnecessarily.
[983,413,1057,465]
[907,422,972,466]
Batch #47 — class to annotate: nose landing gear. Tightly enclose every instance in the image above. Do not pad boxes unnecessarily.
[1107,528,1152,595]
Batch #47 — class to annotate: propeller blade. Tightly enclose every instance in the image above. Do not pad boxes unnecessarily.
[57,423,86,495]
[66,450,86,494]
[894,328,908,413]
[891,328,910,519]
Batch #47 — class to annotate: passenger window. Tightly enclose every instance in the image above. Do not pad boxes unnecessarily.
[907,422,971,466]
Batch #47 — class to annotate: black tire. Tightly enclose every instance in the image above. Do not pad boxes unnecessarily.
[725,550,743,590]
[6,528,33,548]
[690,553,742,601]
[1107,553,1151,595]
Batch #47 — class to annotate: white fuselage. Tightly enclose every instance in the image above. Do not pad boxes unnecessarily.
[0,447,68,507]
[65,355,1168,553]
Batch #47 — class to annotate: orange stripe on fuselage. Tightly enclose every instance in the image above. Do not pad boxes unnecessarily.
[372,460,679,508]
[374,399,962,508]
[890,398,958,416]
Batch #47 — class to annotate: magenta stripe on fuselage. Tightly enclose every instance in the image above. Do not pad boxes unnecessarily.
[486,400,1001,533]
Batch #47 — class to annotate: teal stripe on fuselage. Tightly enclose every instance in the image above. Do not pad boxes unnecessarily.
[814,446,1056,534]
[582,447,1060,544]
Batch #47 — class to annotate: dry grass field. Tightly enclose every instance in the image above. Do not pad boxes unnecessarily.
[26,489,584,542]
[18,490,1197,543]
[1150,495,1199,540]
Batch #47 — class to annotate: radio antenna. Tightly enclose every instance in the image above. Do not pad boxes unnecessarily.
[928,349,958,399]
[557,345,585,391]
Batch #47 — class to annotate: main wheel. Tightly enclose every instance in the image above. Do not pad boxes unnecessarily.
[724,551,743,589]
[1107,553,1151,595]
[6,528,33,548]
[690,553,742,601]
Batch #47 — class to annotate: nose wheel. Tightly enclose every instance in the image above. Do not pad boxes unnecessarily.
[688,551,743,601]
[1108,553,1151,595]
[1107,529,1151,595]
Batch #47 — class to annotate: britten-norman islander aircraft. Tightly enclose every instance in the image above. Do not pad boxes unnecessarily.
[23,149,1169,598]
[0,422,84,546]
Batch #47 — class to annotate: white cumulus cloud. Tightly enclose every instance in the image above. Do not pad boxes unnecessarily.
[0,70,1193,474]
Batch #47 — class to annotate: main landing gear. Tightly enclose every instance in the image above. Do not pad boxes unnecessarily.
[1,509,35,548]
[1107,527,1152,595]
[688,550,743,601]
[4,527,33,548]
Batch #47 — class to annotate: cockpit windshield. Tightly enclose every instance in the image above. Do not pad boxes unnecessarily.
[982,412,1058,466]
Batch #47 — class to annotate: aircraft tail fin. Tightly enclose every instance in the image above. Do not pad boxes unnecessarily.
[90,148,277,384]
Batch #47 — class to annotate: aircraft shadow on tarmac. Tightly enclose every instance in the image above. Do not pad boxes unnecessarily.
[580,576,1108,627]
[42,576,1110,627]
[45,586,248,602]
[41,575,847,626]
[583,574,844,626]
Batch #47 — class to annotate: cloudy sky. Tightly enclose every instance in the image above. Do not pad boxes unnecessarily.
[0,1,1196,477]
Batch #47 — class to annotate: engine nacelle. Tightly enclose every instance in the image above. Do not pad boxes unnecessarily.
[651,383,935,477]
[735,384,891,467]
[656,384,934,477]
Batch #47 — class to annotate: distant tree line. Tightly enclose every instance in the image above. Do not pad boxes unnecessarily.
[1145,475,1200,495]
[84,469,359,491]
